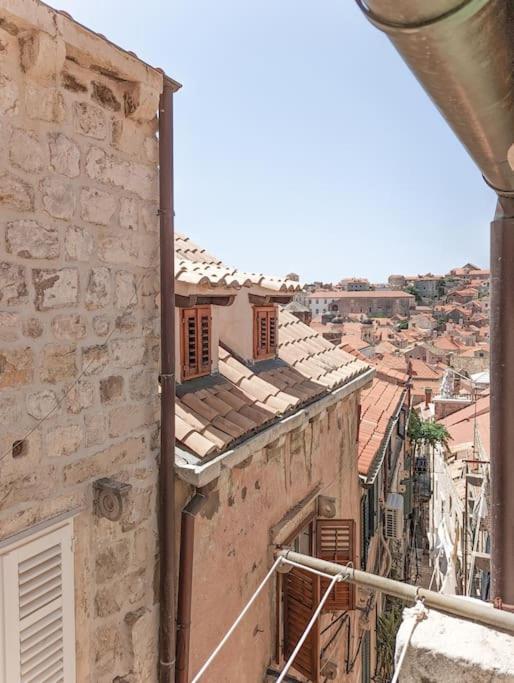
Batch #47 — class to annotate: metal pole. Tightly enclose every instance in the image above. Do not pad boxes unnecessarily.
[277,550,514,633]
[158,80,177,683]
[490,196,514,609]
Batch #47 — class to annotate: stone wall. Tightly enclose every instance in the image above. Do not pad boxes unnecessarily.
[0,3,164,680]
[183,392,366,683]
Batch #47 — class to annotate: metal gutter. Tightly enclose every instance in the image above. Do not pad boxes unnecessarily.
[277,550,514,634]
[356,0,514,608]
[175,492,207,683]
[158,81,177,683]
[175,367,375,487]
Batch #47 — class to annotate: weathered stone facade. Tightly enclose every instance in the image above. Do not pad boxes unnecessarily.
[0,2,166,680]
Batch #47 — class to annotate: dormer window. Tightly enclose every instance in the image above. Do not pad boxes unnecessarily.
[253,306,277,360]
[181,306,211,380]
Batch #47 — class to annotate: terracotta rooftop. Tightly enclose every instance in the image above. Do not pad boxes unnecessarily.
[175,232,301,292]
[307,290,415,300]
[339,335,371,351]
[358,378,405,477]
[176,309,370,460]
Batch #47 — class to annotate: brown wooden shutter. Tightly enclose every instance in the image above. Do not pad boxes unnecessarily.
[253,306,278,359]
[316,519,355,611]
[283,567,320,682]
[181,306,211,379]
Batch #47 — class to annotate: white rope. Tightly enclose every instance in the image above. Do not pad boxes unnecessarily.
[391,600,428,683]
[191,556,283,683]
[276,571,345,683]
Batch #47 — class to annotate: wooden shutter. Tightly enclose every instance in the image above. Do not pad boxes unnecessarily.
[181,306,211,380]
[1,521,76,683]
[316,519,355,611]
[283,567,320,682]
[253,306,278,359]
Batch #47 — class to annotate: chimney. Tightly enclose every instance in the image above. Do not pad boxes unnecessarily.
[425,387,433,408]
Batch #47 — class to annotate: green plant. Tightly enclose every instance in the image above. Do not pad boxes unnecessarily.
[408,411,451,456]
[375,598,403,682]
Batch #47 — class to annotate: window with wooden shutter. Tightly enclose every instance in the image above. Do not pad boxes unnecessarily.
[181,306,211,380]
[316,519,356,611]
[253,306,278,360]
[283,567,320,682]
[0,520,76,683]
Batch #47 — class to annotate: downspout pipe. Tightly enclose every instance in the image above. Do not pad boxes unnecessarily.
[175,491,207,683]
[356,0,514,606]
[159,77,179,682]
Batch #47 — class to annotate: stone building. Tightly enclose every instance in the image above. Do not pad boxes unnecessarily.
[307,290,415,319]
[0,1,178,680]
[173,233,375,682]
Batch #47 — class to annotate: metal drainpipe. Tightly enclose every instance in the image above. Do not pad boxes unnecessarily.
[159,78,177,682]
[490,196,514,609]
[175,491,207,683]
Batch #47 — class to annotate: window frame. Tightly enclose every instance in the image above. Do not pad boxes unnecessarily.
[181,305,212,381]
[253,305,278,361]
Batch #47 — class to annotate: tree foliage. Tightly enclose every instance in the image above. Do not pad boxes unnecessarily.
[408,411,451,453]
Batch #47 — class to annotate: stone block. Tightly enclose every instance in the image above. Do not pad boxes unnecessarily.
[23,317,43,338]
[26,86,65,123]
[9,128,45,173]
[0,465,57,511]
[80,187,117,226]
[114,271,137,309]
[85,412,107,447]
[100,375,124,404]
[140,203,158,233]
[85,147,156,200]
[0,312,19,341]
[119,197,138,230]
[6,219,59,259]
[19,30,66,81]
[0,393,22,428]
[51,314,87,341]
[95,539,130,584]
[91,81,121,112]
[129,370,155,400]
[33,268,79,310]
[0,262,27,306]
[0,172,34,211]
[0,75,18,115]
[94,621,122,666]
[115,313,138,334]
[26,389,57,420]
[121,487,153,532]
[41,344,77,384]
[82,344,110,375]
[65,380,95,415]
[111,338,146,368]
[74,101,106,139]
[48,132,80,177]
[86,267,112,310]
[125,606,158,682]
[95,585,122,618]
[63,436,145,485]
[124,82,159,121]
[64,225,94,261]
[0,348,33,389]
[46,423,83,457]
[40,176,76,220]
[109,402,158,438]
[92,316,111,337]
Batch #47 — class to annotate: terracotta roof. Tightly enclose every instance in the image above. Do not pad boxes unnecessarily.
[176,309,370,460]
[358,378,405,477]
[339,335,370,351]
[307,290,415,300]
[175,232,301,292]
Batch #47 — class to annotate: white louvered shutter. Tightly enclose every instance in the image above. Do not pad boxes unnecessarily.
[1,522,76,683]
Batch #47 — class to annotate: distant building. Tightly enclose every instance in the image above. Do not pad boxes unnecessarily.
[338,277,371,291]
[307,290,416,318]
[388,274,406,288]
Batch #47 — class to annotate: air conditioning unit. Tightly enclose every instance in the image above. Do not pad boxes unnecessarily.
[384,493,404,540]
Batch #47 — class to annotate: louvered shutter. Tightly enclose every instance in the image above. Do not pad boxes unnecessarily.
[254,306,278,359]
[268,309,277,354]
[316,519,355,611]
[1,521,76,683]
[181,307,211,380]
[197,306,211,375]
[283,567,320,682]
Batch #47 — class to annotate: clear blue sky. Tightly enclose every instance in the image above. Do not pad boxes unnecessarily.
[58,0,494,282]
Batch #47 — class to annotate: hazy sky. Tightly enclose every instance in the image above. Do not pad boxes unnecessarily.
[57,0,494,282]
